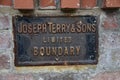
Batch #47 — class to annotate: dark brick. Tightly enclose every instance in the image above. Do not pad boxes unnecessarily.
[0,0,12,6]
[0,74,4,80]
[0,15,10,30]
[0,32,11,49]
[103,14,119,29]
[0,74,34,80]
[92,71,120,80]
[0,54,10,69]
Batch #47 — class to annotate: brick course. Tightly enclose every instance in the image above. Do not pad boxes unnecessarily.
[0,0,119,9]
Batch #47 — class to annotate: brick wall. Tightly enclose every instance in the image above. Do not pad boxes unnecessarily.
[0,0,120,80]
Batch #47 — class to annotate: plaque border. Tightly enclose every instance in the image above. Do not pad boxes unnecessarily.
[13,15,99,66]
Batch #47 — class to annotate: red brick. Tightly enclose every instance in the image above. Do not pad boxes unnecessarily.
[92,72,120,80]
[0,0,12,6]
[14,0,34,9]
[40,0,56,9]
[0,15,10,30]
[0,54,10,69]
[81,0,96,8]
[0,32,11,49]
[104,0,120,8]
[103,14,118,29]
[61,0,80,8]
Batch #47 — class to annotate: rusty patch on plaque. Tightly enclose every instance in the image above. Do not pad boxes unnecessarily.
[13,15,98,66]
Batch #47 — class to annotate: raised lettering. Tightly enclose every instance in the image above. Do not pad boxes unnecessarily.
[42,24,47,33]
[33,24,37,34]
[18,23,23,33]
[76,46,80,55]
[52,47,57,55]
[58,47,62,56]
[40,47,44,56]
[70,24,76,33]
[70,46,74,55]
[22,23,27,33]
[46,47,51,56]
[64,47,68,55]
[61,24,66,33]
[33,47,38,56]
[51,37,56,43]
[91,24,96,32]
[27,23,33,33]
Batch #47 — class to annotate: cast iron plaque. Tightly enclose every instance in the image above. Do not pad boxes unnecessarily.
[13,16,98,66]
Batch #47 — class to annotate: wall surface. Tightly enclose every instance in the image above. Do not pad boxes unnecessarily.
[0,0,120,80]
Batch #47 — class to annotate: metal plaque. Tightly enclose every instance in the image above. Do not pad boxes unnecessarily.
[13,16,98,66]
